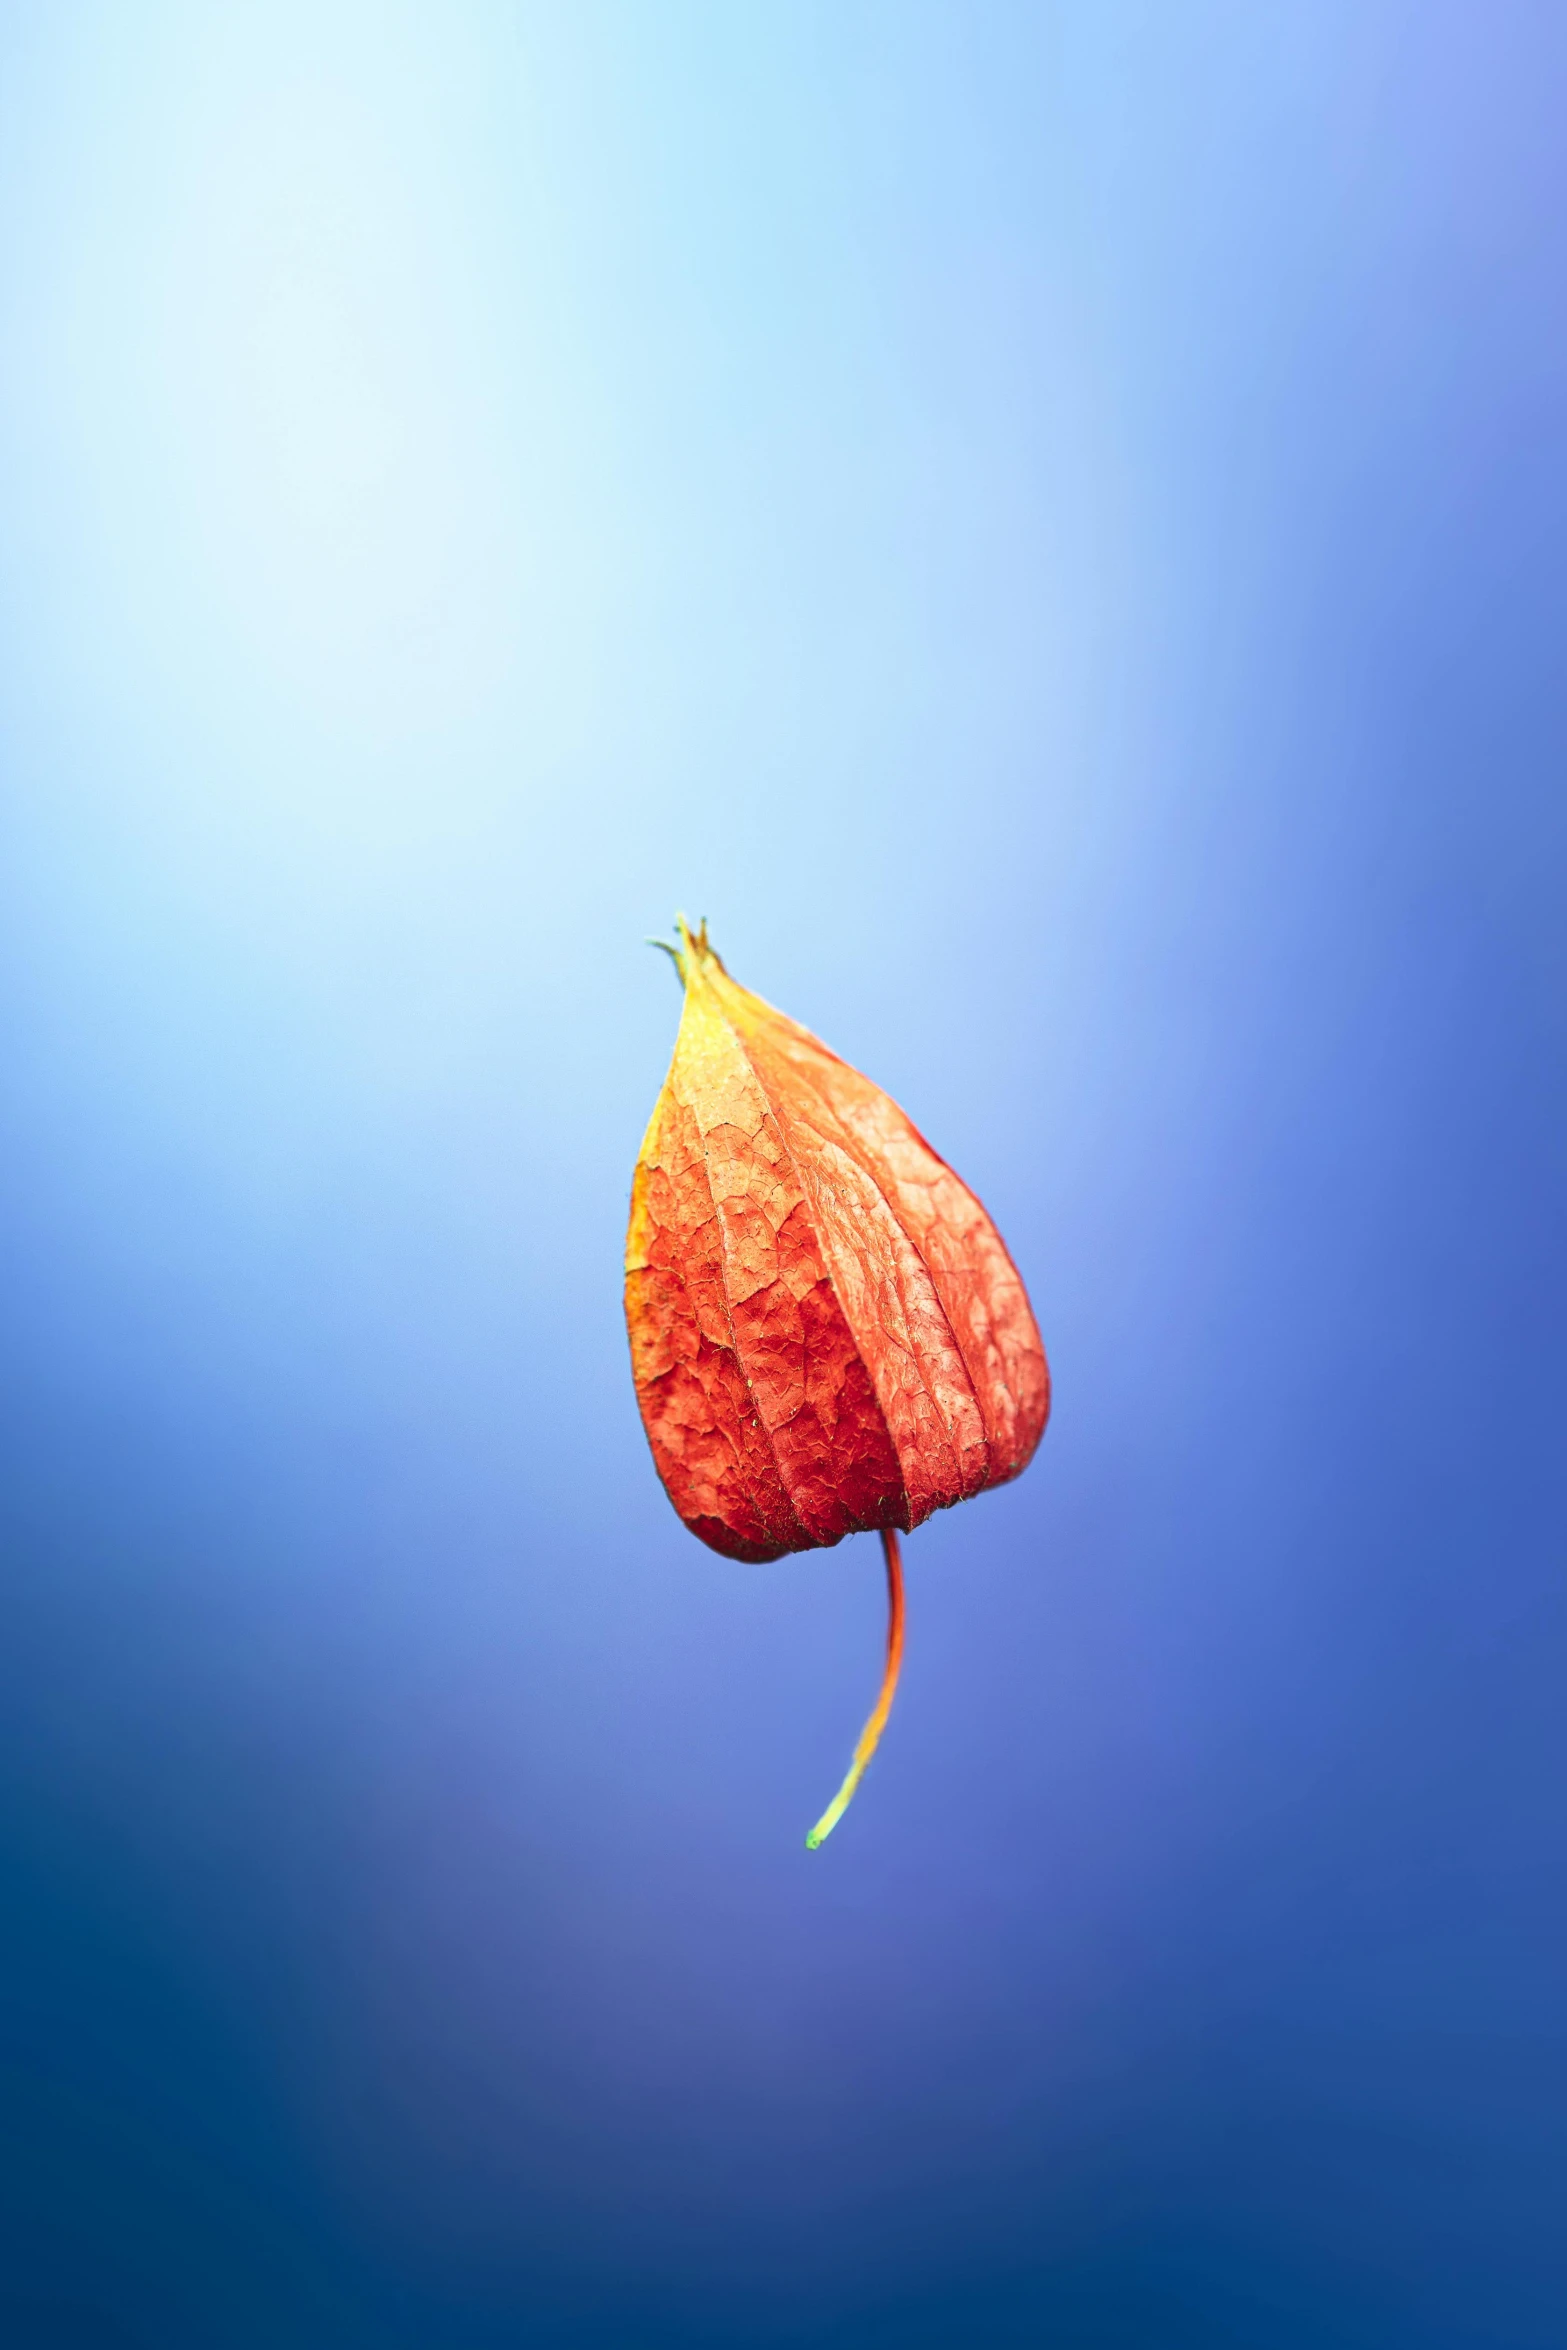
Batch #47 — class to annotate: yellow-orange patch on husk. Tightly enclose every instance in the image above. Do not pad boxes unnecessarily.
[625,922,1049,1561]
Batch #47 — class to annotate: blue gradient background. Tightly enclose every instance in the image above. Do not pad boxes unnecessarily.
[2,6,1564,2345]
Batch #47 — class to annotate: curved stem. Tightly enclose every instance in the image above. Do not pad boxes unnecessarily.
[805,1528,906,1849]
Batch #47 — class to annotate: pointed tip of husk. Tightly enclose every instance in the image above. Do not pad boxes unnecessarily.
[664,913,725,984]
